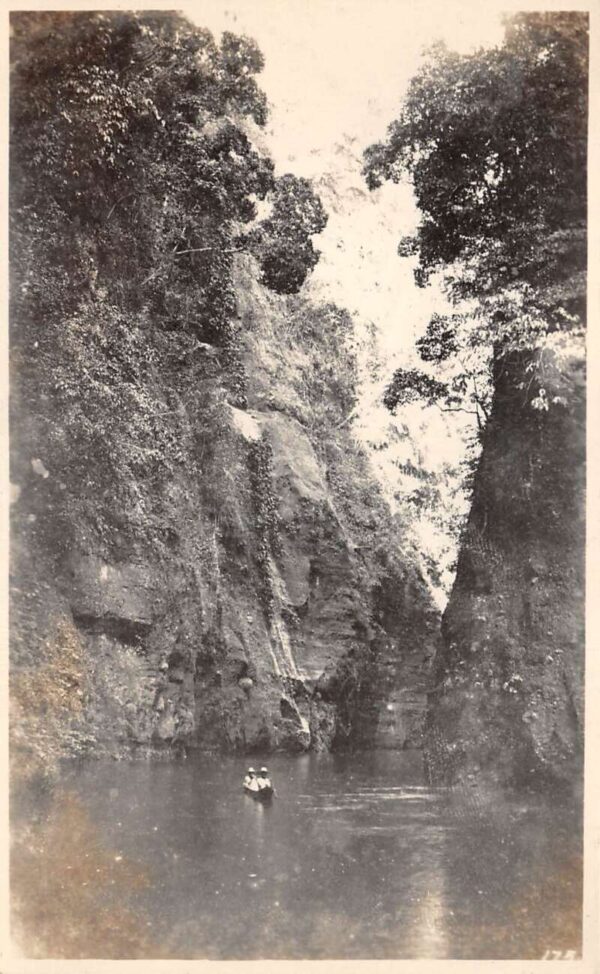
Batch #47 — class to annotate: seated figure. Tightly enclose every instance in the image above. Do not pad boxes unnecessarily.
[256,767,272,790]
[243,767,259,791]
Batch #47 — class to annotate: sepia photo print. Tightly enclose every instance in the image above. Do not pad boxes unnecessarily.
[7,2,591,964]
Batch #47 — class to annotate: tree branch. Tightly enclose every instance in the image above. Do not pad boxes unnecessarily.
[434,403,480,417]
[335,407,359,430]
[106,191,138,220]
[173,245,245,257]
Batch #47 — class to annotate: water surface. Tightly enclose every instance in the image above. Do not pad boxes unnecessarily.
[41,751,583,959]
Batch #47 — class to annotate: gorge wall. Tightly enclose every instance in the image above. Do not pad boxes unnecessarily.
[10,256,440,774]
[424,343,585,791]
[9,13,443,779]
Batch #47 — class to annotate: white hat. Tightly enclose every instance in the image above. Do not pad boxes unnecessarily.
[260,767,268,773]
[248,767,256,774]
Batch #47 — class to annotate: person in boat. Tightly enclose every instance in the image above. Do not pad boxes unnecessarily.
[243,767,259,792]
[256,767,272,790]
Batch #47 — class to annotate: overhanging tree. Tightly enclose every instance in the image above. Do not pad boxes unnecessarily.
[363,12,587,422]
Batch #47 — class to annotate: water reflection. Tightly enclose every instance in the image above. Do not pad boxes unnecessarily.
[409,852,449,958]
[13,750,582,960]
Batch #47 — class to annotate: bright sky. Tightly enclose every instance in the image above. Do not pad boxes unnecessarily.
[185,0,504,345]
[185,0,505,505]
[188,0,504,170]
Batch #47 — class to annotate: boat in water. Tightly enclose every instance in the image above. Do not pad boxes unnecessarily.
[243,766,274,801]
[244,782,274,801]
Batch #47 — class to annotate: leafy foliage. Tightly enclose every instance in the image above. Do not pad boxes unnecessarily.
[384,310,492,430]
[12,14,268,338]
[416,313,458,362]
[364,12,587,302]
[364,13,587,421]
[10,11,328,556]
[246,174,328,293]
[11,12,326,342]
[247,437,282,619]
[11,615,89,781]
[289,302,358,432]
[383,369,448,411]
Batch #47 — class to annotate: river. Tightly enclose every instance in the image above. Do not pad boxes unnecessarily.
[15,750,582,960]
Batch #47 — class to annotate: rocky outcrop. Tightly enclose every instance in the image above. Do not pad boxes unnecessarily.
[10,257,440,767]
[424,341,585,790]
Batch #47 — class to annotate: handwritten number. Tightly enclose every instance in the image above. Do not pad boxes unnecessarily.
[541,948,578,960]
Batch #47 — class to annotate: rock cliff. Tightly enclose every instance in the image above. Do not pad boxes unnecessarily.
[424,342,585,790]
[9,12,443,777]
[11,256,440,772]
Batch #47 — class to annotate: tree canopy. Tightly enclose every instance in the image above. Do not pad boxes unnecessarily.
[246,174,328,293]
[9,11,328,554]
[363,12,587,419]
[11,11,327,345]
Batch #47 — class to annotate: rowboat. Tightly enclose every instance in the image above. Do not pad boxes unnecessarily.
[244,783,274,801]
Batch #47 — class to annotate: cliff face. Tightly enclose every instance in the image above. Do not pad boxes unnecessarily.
[424,341,585,790]
[11,256,440,773]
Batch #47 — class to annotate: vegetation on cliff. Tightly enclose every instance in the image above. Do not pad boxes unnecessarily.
[10,11,439,776]
[10,11,326,555]
[9,11,330,772]
[9,10,586,964]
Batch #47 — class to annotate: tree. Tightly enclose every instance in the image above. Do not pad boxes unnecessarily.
[245,174,328,293]
[384,311,492,432]
[10,12,326,343]
[9,11,328,554]
[363,13,587,421]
